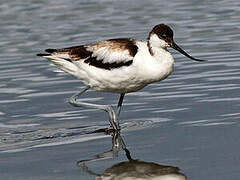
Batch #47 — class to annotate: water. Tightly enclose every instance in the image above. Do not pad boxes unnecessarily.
[0,0,240,179]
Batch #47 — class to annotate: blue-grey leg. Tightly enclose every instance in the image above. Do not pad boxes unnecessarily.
[69,86,120,130]
[116,93,125,119]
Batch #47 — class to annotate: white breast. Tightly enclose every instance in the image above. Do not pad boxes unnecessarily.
[133,41,174,84]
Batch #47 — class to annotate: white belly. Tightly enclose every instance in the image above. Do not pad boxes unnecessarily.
[78,64,148,93]
[74,58,174,94]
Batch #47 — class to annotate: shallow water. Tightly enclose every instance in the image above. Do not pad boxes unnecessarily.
[0,0,240,179]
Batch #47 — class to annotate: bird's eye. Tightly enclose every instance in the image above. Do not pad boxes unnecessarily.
[161,33,167,38]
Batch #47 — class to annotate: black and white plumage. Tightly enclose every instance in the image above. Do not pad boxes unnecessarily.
[37,24,205,130]
[44,38,137,69]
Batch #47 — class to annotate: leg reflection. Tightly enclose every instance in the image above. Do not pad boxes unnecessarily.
[77,131,187,180]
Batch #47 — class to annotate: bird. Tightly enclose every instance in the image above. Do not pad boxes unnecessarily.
[37,24,205,131]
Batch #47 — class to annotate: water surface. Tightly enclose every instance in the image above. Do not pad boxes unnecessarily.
[0,0,240,180]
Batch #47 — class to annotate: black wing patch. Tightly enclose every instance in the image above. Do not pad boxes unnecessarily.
[84,58,133,70]
[42,38,138,70]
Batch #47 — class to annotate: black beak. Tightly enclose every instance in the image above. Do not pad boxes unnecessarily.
[170,40,206,62]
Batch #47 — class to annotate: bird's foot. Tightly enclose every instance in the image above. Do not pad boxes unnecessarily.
[93,126,120,135]
[104,127,120,135]
[105,105,121,130]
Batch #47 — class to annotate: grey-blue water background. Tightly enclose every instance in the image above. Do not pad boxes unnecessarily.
[0,0,240,179]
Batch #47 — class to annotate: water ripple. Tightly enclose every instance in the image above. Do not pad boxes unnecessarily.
[1,0,240,153]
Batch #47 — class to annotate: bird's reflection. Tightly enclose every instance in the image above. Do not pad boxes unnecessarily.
[77,131,187,180]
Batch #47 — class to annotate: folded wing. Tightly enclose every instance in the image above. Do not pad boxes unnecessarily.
[38,38,138,70]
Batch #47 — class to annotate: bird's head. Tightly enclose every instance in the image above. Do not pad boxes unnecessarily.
[148,24,206,62]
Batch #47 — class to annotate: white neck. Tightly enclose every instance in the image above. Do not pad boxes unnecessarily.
[148,34,170,58]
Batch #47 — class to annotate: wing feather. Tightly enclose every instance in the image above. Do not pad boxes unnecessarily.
[86,38,138,64]
[42,38,138,70]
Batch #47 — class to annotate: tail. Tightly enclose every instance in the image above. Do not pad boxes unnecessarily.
[37,49,58,57]
[37,48,79,75]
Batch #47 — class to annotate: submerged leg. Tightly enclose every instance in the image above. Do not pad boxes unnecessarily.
[116,93,125,119]
[69,86,120,130]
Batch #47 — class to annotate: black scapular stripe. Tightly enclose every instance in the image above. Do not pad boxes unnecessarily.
[84,57,133,70]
